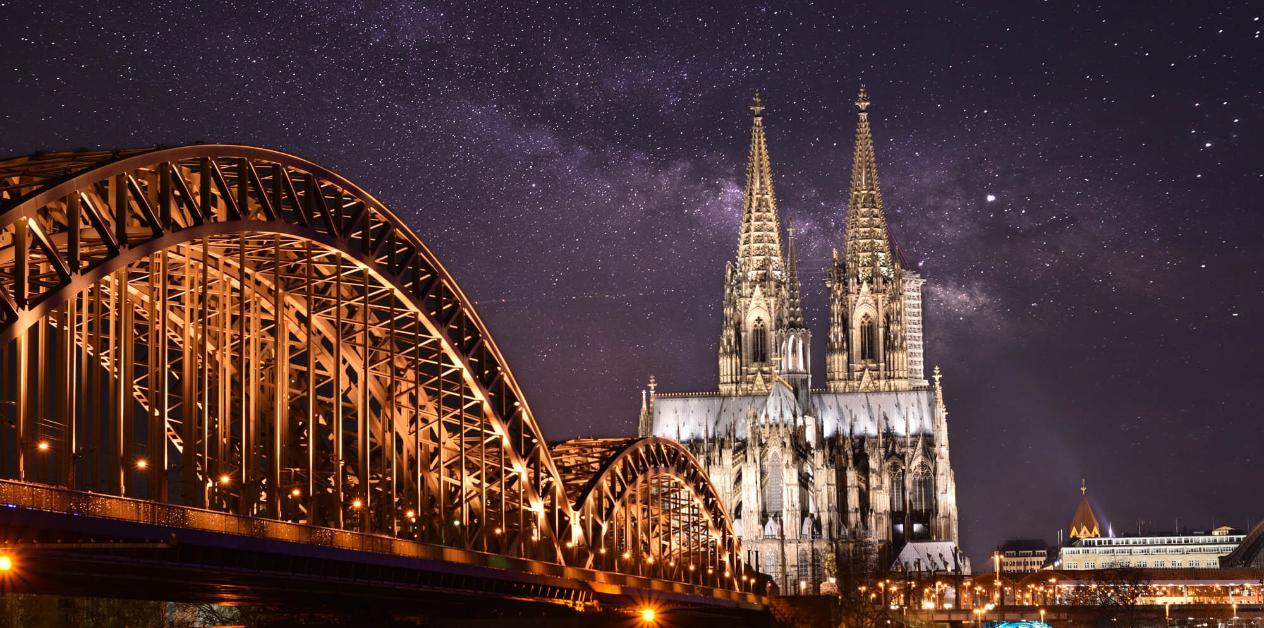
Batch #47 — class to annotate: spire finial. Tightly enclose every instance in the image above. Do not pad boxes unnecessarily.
[1081,478,1087,496]
[856,85,870,112]
[751,91,765,117]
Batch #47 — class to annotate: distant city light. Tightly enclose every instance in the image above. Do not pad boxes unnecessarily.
[986,194,997,202]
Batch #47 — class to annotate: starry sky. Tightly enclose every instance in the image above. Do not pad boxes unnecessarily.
[2,0,1261,565]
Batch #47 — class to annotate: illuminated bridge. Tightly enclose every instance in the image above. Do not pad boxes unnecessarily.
[0,145,765,620]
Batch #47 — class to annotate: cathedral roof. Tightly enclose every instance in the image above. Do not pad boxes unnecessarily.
[650,388,936,442]
[1069,479,1102,540]
[760,379,801,425]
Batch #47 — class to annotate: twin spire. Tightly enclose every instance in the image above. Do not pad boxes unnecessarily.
[843,85,896,283]
[736,93,785,279]
[734,87,896,290]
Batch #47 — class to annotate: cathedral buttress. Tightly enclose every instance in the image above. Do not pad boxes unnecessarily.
[827,87,913,392]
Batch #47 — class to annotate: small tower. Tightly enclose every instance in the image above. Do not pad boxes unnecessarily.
[719,93,791,395]
[779,227,811,406]
[826,87,912,392]
[1069,479,1102,540]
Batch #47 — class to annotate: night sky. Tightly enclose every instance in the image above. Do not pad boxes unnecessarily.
[2,1,1261,565]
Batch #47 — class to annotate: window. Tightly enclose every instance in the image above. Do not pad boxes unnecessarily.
[752,318,768,363]
[911,468,934,513]
[762,451,783,515]
[859,315,875,360]
[890,466,905,513]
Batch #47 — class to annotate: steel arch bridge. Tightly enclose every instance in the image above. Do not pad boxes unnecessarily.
[0,145,762,613]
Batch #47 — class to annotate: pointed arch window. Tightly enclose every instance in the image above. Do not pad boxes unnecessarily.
[889,465,906,514]
[859,315,876,361]
[884,313,894,371]
[762,450,783,516]
[912,467,934,514]
[752,318,768,363]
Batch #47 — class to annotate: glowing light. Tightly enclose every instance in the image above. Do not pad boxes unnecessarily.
[0,555,11,572]
[351,498,363,509]
[493,527,502,535]
[405,509,416,519]
[639,607,657,624]
[986,194,997,202]
[135,458,148,470]
[291,487,301,497]
[36,441,50,452]
[218,474,231,485]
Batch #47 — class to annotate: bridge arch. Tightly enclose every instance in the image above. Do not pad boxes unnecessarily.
[0,145,753,593]
[0,145,583,563]
[551,437,742,590]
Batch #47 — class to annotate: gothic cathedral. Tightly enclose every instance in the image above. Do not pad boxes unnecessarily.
[638,89,963,593]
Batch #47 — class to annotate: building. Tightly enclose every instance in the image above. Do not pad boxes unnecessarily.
[1068,479,1101,540]
[638,89,963,594]
[995,539,1050,574]
[1060,529,1245,570]
[1056,481,1245,570]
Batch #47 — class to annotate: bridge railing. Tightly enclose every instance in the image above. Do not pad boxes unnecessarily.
[0,478,766,606]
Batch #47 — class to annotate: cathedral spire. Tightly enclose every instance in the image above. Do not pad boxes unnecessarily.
[737,92,785,278]
[785,227,805,328]
[843,86,896,283]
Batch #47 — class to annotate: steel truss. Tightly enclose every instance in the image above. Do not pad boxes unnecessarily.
[0,145,747,592]
[552,437,742,587]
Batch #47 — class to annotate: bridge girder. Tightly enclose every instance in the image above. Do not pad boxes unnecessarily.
[0,145,752,596]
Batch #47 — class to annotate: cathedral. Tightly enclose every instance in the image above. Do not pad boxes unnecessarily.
[638,89,963,593]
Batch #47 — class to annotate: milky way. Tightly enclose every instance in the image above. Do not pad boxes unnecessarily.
[2,0,1261,563]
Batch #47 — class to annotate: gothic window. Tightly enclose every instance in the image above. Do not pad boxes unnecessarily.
[762,450,783,515]
[889,466,905,514]
[797,548,811,588]
[883,313,894,371]
[912,468,934,514]
[752,318,768,363]
[734,324,743,359]
[859,315,875,361]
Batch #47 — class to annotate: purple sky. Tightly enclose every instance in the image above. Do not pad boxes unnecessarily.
[2,0,1261,563]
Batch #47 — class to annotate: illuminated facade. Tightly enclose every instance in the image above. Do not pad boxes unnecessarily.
[639,90,962,593]
[1060,528,1245,570]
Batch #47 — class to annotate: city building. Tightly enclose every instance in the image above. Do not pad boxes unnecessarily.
[1055,480,1246,570]
[1068,479,1101,540]
[995,539,1050,574]
[1060,528,1245,570]
[638,89,963,594]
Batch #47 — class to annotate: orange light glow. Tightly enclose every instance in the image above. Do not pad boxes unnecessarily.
[36,441,50,452]
[0,555,12,572]
[135,458,148,470]
[639,607,656,624]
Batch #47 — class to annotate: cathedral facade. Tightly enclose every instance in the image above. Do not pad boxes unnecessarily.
[638,90,963,593]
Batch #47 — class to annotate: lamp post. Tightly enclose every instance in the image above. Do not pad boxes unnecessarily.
[993,551,1002,605]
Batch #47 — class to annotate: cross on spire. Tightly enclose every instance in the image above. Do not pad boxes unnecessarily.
[750,91,765,117]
